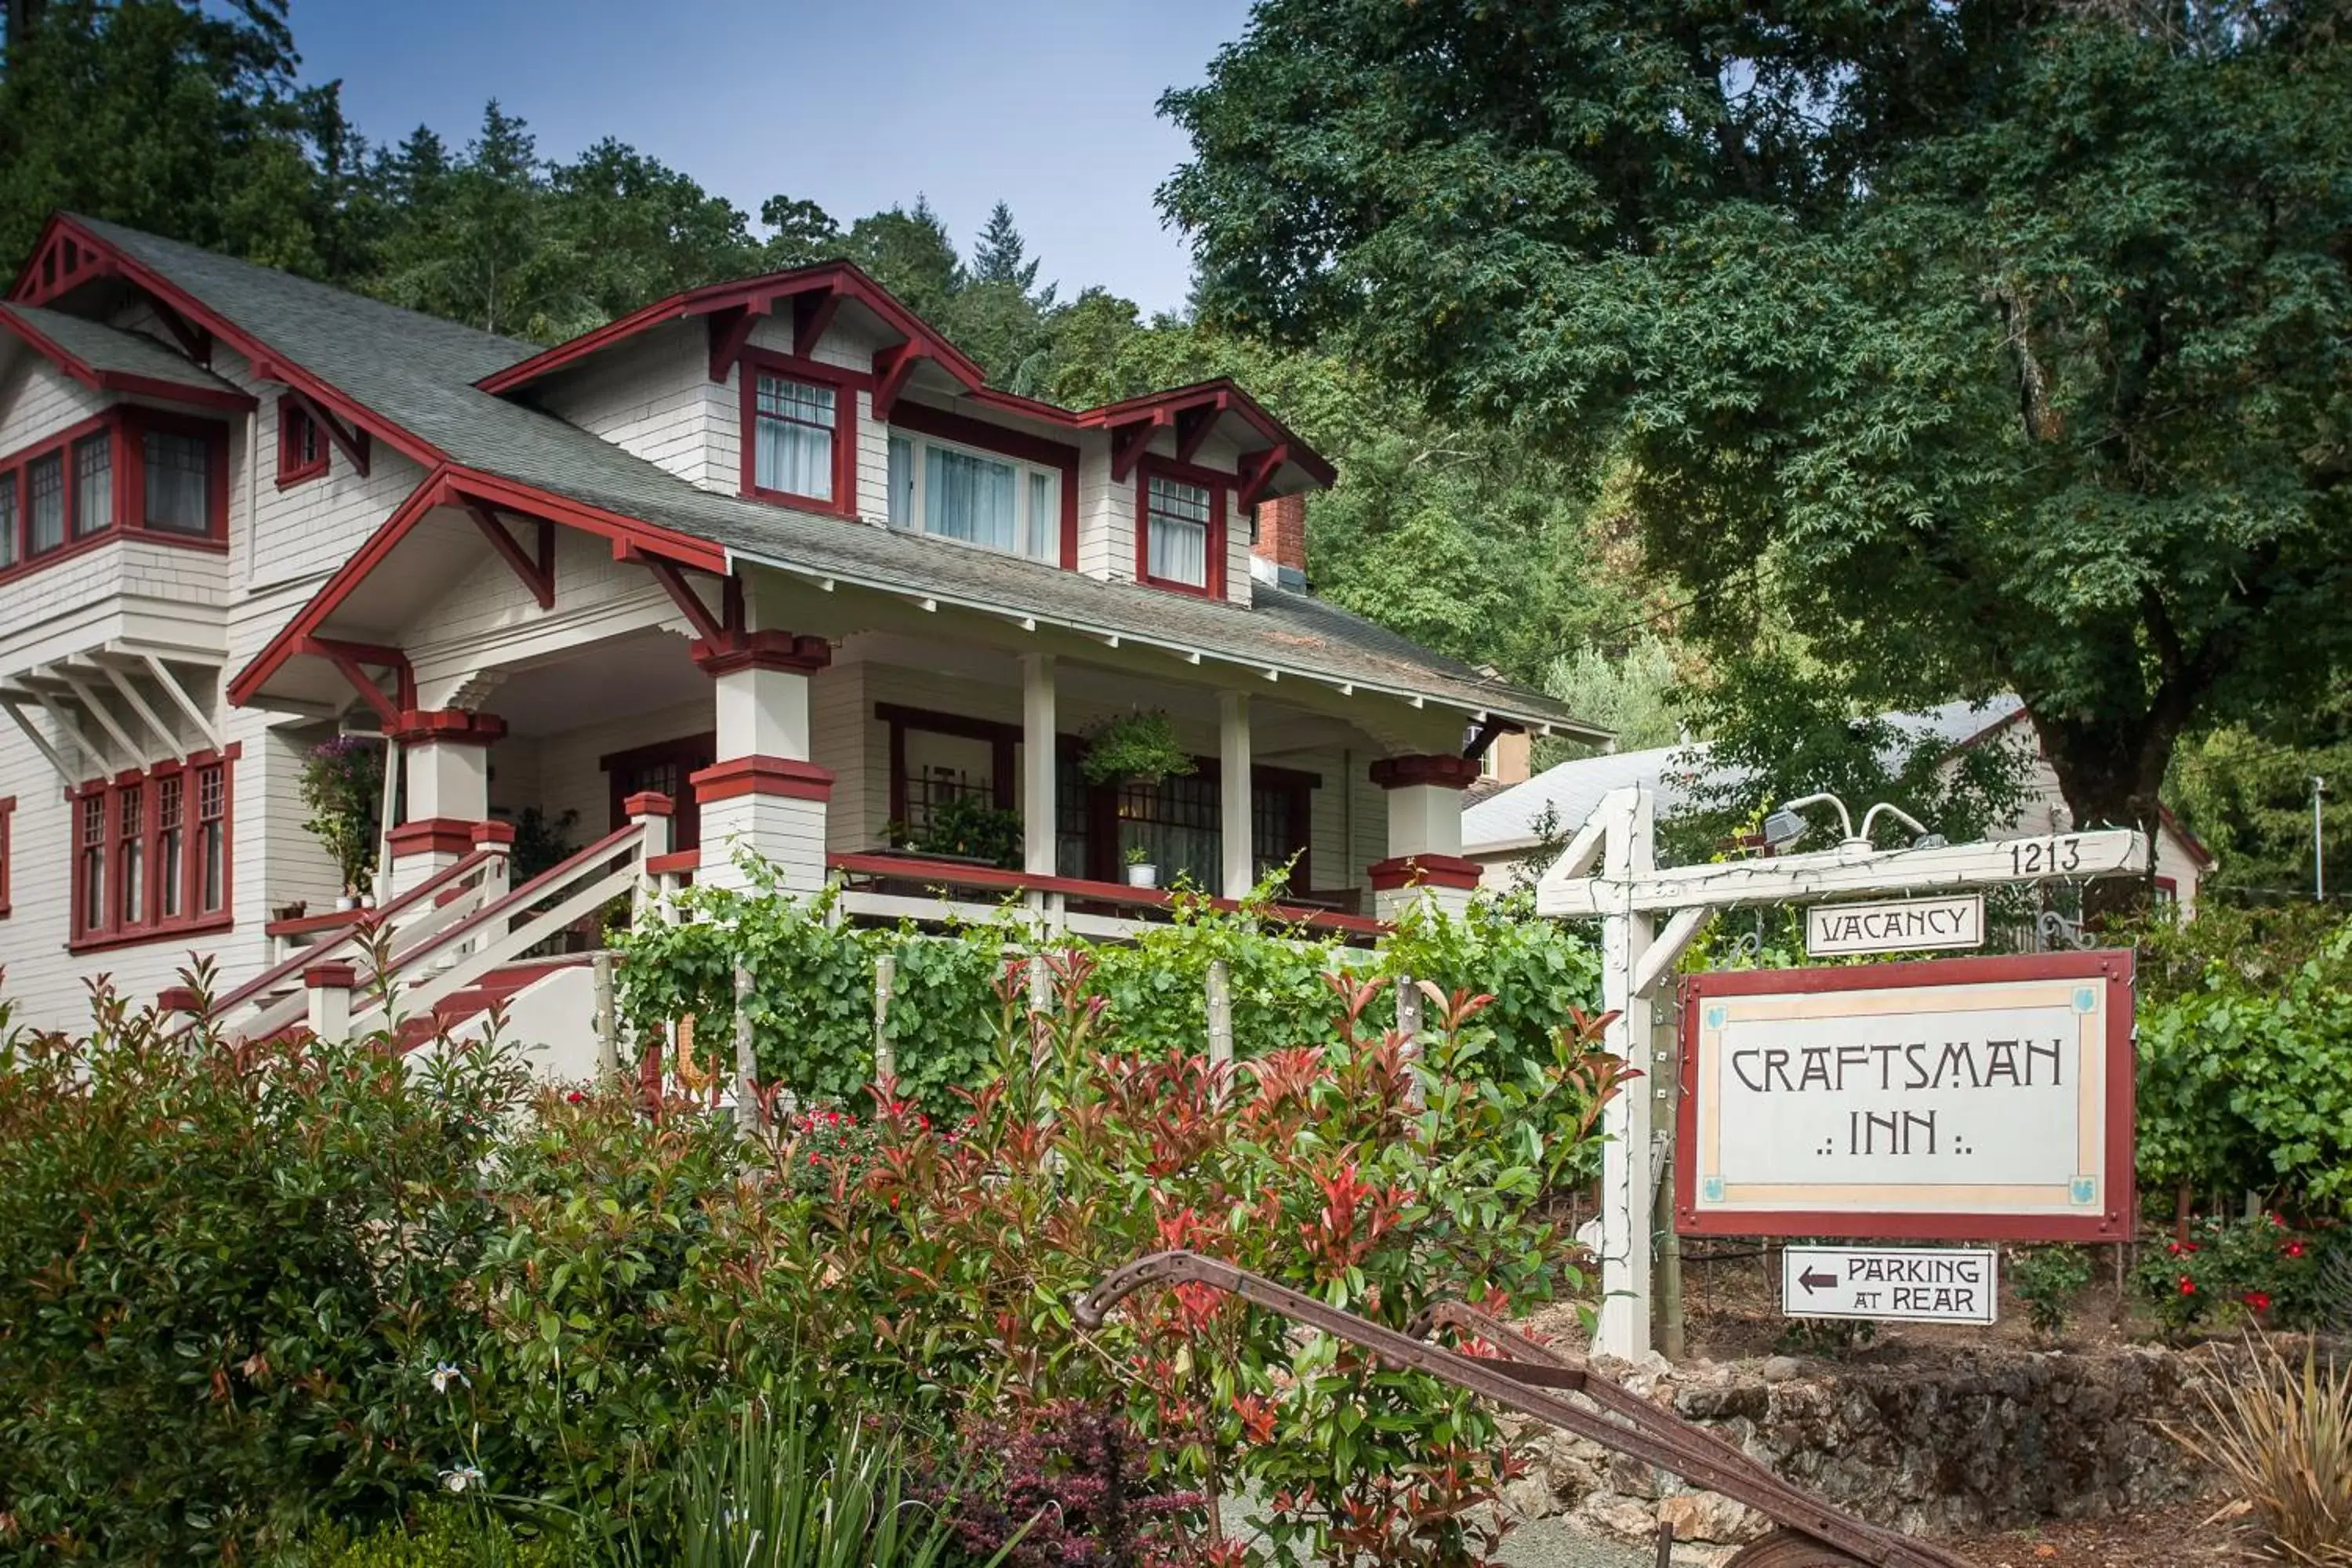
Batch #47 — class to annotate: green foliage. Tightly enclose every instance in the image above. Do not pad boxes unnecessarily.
[2009,1246,2094,1337]
[2164,1334,2352,1568]
[1077,710,1196,786]
[1164,0,2352,844]
[900,793,1022,870]
[272,1505,573,1568]
[2135,918,2352,1210]
[2135,1214,2339,1338]
[2171,693,2350,902]
[506,806,579,885]
[299,734,387,893]
[1538,635,1684,761]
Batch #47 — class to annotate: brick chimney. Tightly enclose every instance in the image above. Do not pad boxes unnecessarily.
[1252,493,1308,590]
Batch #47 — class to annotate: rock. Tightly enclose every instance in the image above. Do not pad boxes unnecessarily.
[1670,1547,1741,1568]
[1657,1491,1765,1544]
[1577,1490,1660,1541]
[1500,1473,1552,1521]
[1759,1355,1803,1384]
[1606,1451,1661,1499]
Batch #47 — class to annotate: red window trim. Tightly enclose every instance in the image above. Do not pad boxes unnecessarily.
[65,745,238,955]
[1133,452,1229,600]
[600,730,716,852]
[737,347,863,519]
[276,393,328,487]
[0,794,13,918]
[0,406,230,586]
[887,399,1080,568]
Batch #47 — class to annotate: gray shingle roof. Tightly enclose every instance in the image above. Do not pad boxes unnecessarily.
[67,216,1593,731]
[0,300,248,398]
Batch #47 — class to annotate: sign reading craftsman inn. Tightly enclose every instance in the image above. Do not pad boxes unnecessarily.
[1675,951,2134,1242]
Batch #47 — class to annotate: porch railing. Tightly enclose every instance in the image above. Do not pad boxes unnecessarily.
[825,851,1387,943]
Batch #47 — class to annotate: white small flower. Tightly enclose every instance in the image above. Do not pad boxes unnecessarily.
[442,1465,484,1494]
[429,1362,467,1394]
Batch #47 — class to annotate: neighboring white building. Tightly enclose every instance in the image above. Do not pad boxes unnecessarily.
[1464,695,2213,912]
[0,214,1605,1040]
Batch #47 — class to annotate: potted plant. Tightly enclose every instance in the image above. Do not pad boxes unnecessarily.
[902,793,1024,870]
[1079,710,1195,788]
[297,735,385,911]
[1124,842,1158,889]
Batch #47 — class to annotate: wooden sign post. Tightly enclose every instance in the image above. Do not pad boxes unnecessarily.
[1537,786,2147,1360]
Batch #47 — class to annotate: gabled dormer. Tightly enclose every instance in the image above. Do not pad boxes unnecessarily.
[477,266,1331,608]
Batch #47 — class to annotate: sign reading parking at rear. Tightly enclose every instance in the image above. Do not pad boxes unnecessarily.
[1782,1245,1998,1324]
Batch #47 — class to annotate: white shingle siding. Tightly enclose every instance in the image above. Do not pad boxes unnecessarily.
[0,357,106,452]
[537,323,731,493]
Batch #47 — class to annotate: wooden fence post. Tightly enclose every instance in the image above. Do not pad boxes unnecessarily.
[732,964,760,1134]
[1205,959,1234,1083]
[1395,975,1424,1110]
[592,952,619,1080]
[873,951,896,1082]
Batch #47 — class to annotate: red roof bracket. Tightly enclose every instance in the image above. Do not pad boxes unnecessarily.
[870,340,927,421]
[1174,395,1227,465]
[636,554,731,645]
[707,305,761,382]
[463,501,555,610]
[792,287,841,359]
[1236,444,1290,511]
[278,385,371,477]
[1110,408,1174,484]
[13,226,118,307]
[300,637,413,728]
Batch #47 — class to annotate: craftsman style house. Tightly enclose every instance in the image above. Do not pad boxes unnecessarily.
[0,214,1595,1040]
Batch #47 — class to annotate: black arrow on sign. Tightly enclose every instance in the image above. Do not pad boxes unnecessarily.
[1798,1266,1839,1294]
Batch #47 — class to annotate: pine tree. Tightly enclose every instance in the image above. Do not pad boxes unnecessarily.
[969,200,1039,292]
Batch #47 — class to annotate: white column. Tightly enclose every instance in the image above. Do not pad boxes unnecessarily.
[1022,653,1057,880]
[1219,691,1253,900]
[1367,755,1480,920]
[695,636,832,894]
[385,711,503,896]
[1594,786,1657,1362]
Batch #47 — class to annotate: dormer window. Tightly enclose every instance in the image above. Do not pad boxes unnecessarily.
[278,395,326,486]
[887,432,1062,564]
[1136,456,1226,597]
[738,351,858,516]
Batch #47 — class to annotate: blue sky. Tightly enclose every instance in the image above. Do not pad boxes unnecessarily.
[294,0,1258,315]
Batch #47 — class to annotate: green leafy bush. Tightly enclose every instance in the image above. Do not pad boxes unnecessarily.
[270,1505,573,1568]
[2009,1245,2093,1336]
[2134,1213,2339,1336]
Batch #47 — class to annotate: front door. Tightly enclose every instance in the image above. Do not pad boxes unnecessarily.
[602,731,716,851]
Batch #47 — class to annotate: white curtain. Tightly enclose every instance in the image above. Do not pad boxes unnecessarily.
[1146,476,1210,586]
[27,454,64,554]
[1026,470,1057,561]
[927,445,1016,550]
[142,432,208,535]
[74,437,111,537]
[754,376,834,500]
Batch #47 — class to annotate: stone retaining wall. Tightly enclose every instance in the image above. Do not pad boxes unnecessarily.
[1503,1344,2231,1563]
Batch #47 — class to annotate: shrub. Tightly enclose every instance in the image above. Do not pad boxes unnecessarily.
[2163,1334,2352,1565]
[270,1505,574,1568]
[932,1402,1197,1568]
[2009,1245,2094,1336]
[2133,1213,2338,1336]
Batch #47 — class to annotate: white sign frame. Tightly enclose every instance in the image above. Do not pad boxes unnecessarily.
[1806,894,1984,956]
[1782,1244,1999,1324]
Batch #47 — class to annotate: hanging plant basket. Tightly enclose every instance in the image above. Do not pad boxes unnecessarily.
[1080,710,1195,788]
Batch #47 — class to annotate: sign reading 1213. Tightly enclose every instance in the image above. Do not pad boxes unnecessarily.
[1675,950,2136,1243]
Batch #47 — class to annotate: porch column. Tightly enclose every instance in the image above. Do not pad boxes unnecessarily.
[1367,753,1483,920]
[691,632,832,894]
[384,708,506,895]
[1022,654,1056,880]
[1220,691,1253,900]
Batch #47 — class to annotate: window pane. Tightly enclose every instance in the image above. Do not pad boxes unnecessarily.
[900,728,995,835]
[1146,476,1211,586]
[0,471,16,568]
[159,775,183,919]
[28,453,64,554]
[73,436,111,537]
[79,794,105,932]
[1027,470,1058,561]
[753,376,834,500]
[924,445,1017,550]
[143,430,212,535]
[887,434,913,527]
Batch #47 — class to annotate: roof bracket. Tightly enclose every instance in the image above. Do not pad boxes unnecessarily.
[1174,397,1225,465]
[1110,409,1173,483]
[635,553,733,644]
[1461,714,1512,760]
[146,296,212,365]
[1236,444,1289,511]
[707,305,762,381]
[301,637,412,728]
[280,386,371,477]
[463,501,555,610]
[792,287,841,358]
[870,340,927,421]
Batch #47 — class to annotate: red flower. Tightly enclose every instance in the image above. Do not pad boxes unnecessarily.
[2178,1276,2197,1297]
[563,1090,585,1104]
[2286,1241,2307,1258]
[2165,1242,2182,1257]
[2244,1290,2272,1312]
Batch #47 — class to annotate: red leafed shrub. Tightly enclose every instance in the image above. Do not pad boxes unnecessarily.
[932,1400,1202,1567]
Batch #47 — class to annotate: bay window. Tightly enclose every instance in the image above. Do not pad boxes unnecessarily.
[1134,456,1227,597]
[0,407,228,579]
[69,751,234,951]
[887,432,1062,563]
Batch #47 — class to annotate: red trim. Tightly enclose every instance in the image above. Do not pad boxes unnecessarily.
[157,984,202,1012]
[275,393,328,486]
[622,790,675,818]
[265,907,368,938]
[478,260,991,397]
[65,747,236,954]
[1370,753,1484,791]
[888,399,1081,569]
[1134,453,1229,599]
[472,819,517,847]
[690,630,832,676]
[736,348,862,517]
[1365,853,1482,891]
[226,464,726,708]
[1674,949,2137,1243]
[606,732,713,851]
[645,848,701,876]
[8,216,443,473]
[791,289,840,358]
[0,794,13,918]
[828,851,1386,938]
[304,961,358,989]
[691,754,834,804]
[0,305,251,412]
[0,407,230,582]
[303,637,412,728]
[869,340,926,421]
[1236,443,1289,511]
[388,708,506,746]
[386,818,483,858]
[1080,378,1337,489]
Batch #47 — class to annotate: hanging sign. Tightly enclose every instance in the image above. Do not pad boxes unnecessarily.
[1781,1244,1999,1324]
[1805,894,1984,956]
[1676,950,2134,1242]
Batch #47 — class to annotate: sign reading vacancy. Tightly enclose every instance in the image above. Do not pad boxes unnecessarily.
[1806,895,1984,956]
[1676,951,2134,1242]
[1782,1245,1998,1324]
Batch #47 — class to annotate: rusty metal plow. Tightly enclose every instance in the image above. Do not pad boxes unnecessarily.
[1076,1251,1972,1568]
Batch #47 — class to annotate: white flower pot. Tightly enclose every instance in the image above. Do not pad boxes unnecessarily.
[334,895,358,912]
[1125,863,1158,888]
